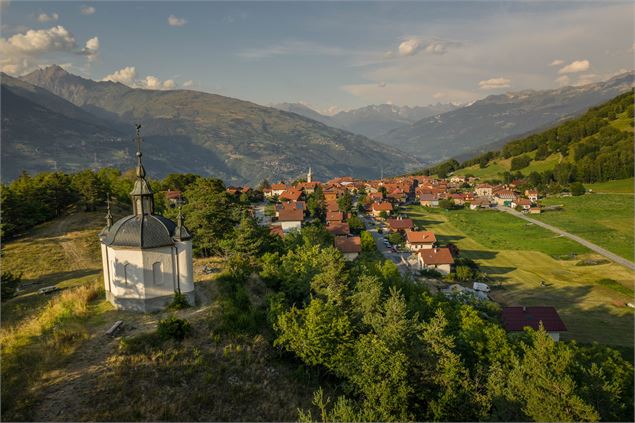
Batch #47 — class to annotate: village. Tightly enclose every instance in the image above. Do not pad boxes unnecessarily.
[221,169,566,341]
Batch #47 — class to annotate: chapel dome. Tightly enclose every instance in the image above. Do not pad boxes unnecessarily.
[103,214,189,249]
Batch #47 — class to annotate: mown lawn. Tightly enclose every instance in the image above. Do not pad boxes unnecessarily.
[406,205,635,347]
[535,193,634,261]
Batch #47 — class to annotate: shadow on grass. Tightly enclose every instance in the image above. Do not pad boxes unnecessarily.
[461,250,498,260]
[21,269,101,288]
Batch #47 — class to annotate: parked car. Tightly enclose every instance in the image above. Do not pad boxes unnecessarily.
[38,286,60,295]
[473,282,490,292]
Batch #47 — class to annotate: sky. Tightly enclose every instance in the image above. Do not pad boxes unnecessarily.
[1,1,633,113]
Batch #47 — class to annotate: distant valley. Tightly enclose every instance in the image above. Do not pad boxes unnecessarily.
[2,66,421,184]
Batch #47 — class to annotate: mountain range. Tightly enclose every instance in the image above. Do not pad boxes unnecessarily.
[2,66,421,183]
[375,72,634,161]
[271,102,459,139]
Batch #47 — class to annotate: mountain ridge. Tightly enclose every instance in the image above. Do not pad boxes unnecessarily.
[3,66,421,183]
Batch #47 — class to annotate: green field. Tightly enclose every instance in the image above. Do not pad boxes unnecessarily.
[587,178,634,194]
[456,151,562,180]
[535,193,634,261]
[406,205,635,347]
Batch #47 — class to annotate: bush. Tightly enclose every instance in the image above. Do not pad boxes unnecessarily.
[419,268,442,278]
[1,271,21,301]
[510,155,532,171]
[168,291,191,310]
[570,182,586,196]
[387,232,403,246]
[157,316,192,341]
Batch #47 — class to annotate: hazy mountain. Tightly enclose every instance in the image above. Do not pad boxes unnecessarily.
[6,66,421,183]
[377,72,634,162]
[271,102,460,139]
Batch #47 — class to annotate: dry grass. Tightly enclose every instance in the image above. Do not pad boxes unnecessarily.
[1,281,104,419]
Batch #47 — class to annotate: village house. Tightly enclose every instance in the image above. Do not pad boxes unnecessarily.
[276,208,304,232]
[335,236,362,261]
[295,181,320,194]
[269,224,285,238]
[470,197,493,210]
[525,189,539,202]
[475,183,493,198]
[275,201,305,217]
[405,231,437,251]
[326,211,344,223]
[501,306,567,342]
[511,198,532,211]
[326,200,340,212]
[386,217,414,233]
[326,222,350,237]
[419,193,439,207]
[270,183,288,196]
[279,189,303,202]
[371,201,393,217]
[529,206,542,214]
[493,190,517,206]
[417,247,454,274]
[165,189,182,206]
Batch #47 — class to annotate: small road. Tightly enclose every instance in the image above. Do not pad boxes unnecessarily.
[362,215,412,275]
[499,206,635,271]
[253,202,271,226]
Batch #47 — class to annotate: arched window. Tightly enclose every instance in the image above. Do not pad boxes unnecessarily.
[152,261,163,285]
[123,262,130,285]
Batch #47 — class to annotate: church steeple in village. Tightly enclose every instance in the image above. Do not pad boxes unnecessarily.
[130,124,155,216]
[307,166,312,183]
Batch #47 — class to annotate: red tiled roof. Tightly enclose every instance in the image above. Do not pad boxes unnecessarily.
[166,190,182,200]
[269,225,285,238]
[277,208,304,222]
[280,189,303,201]
[372,202,393,212]
[326,211,344,222]
[418,247,454,265]
[326,200,340,212]
[406,231,436,244]
[387,218,414,230]
[271,183,288,191]
[326,222,350,236]
[501,306,567,332]
[335,236,361,254]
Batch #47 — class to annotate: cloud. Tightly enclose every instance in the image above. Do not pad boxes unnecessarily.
[549,59,564,66]
[555,75,570,86]
[80,5,96,15]
[558,59,590,74]
[478,77,511,90]
[574,73,599,86]
[102,66,137,85]
[395,37,460,57]
[378,81,386,87]
[0,25,100,73]
[168,15,187,27]
[101,66,178,90]
[81,36,99,60]
[37,12,59,23]
[182,80,194,87]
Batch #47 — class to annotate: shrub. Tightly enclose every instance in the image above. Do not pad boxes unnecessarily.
[570,182,586,196]
[419,268,442,278]
[157,316,192,341]
[168,291,191,310]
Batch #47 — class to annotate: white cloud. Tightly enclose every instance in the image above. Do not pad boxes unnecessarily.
[555,75,570,86]
[0,25,100,73]
[80,5,96,15]
[478,77,511,90]
[238,40,347,60]
[378,81,386,87]
[101,66,178,90]
[37,12,59,23]
[549,59,564,66]
[168,15,187,27]
[395,37,460,57]
[182,80,194,87]
[102,66,137,85]
[398,38,421,57]
[558,59,590,74]
[574,73,600,86]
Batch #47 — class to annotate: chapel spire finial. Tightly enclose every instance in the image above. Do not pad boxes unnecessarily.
[133,124,146,178]
[105,194,113,228]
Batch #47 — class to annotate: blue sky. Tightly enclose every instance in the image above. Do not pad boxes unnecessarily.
[1,1,632,113]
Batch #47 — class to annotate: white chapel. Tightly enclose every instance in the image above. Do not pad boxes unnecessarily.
[99,125,195,312]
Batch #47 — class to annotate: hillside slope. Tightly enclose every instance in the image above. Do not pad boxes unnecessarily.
[378,72,634,161]
[13,66,420,184]
[453,90,634,182]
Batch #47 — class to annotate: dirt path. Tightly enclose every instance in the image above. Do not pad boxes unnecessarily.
[500,206,635,271]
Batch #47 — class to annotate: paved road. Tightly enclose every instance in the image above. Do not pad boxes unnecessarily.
[500,206,635,271]
[363,216,412,275]
[254,202,271,226]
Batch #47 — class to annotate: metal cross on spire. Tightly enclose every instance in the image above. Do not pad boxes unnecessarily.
[134,124,143,156]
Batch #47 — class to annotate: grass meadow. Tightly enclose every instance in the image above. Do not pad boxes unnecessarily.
[406,205,635,348]
[535,193,634,261]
